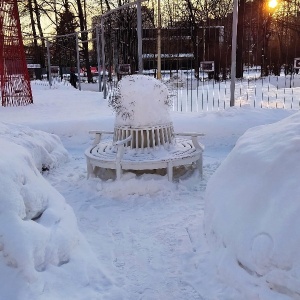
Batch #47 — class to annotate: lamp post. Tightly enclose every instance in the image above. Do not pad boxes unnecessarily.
[157,0,161,79]
[230,0,239,107]
[137,0,143,74]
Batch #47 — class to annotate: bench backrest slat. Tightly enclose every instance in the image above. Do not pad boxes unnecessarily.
[113,123,176,150]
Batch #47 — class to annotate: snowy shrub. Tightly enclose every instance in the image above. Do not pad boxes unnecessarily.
[204,112,300,299]
[109,75,173,126]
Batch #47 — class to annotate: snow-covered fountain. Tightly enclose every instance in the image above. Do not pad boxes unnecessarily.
[85,75,204,180]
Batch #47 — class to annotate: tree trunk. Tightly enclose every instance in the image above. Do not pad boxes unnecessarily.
[185,0,200,79]
[27,0,40,75]
[76,0,92,82]
[236,0,245,78]
[32,0,45,68]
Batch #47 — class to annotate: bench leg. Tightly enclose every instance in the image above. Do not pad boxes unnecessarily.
[116,144,125,180]
[86,159,94,179]
[116,162,122,180]
[167,162,173,181]
[196,154,203,179]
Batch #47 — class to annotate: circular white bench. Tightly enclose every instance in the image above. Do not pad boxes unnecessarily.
[85,123,204,181]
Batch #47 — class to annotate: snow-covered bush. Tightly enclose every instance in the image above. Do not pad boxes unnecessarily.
[204,112,300,299]
[109,75,173,127]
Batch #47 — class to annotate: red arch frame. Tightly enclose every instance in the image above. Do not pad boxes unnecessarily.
[0,0,33,106]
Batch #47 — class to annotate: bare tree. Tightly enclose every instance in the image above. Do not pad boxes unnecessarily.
[236,0,245,78]
[75,0,92,82]
[18,0,46,70]
[32,0,45,42]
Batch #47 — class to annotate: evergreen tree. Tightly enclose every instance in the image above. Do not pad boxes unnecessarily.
[53,1,78,75]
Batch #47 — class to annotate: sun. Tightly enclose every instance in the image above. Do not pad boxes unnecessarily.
[268,0,278,9]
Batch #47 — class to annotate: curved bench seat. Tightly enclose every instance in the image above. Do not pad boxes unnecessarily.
[85,133,204,181]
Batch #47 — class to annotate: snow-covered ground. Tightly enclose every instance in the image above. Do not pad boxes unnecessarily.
[0,78,299,299]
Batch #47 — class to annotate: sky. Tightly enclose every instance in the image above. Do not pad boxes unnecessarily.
[0,76,299,300]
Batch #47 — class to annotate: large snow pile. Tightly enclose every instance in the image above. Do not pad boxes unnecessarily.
[110,75,172,126]
[204,112,300,299]
[0,123,115,299]
[0,122,69,171]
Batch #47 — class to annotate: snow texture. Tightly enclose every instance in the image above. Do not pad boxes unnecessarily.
[205,112,300,299]
[0,78,299,299]
[0,121,117,300]
[111,75,172,126]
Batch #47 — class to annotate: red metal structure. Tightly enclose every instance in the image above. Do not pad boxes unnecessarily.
[0,0,33,106]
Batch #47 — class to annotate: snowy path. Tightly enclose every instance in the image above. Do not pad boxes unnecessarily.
[45,139,239,300]
[1,82,297,299]
[42,106,293,299]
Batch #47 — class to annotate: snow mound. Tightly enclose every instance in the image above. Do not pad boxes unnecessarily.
[0,124,115,299]
[0,122,68,171]
[110,75,172,126]
[165,73,187,88]
[204,111,300,299]
[96,173,175,199]
[31,79,74,91]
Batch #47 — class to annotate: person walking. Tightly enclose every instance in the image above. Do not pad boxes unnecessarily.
[70,67,78,88]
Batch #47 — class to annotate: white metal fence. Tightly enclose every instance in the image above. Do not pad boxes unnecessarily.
[23,0,300,111]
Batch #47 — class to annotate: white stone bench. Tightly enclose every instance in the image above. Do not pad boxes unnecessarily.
[84,75,205,181]
[85,125,204,181]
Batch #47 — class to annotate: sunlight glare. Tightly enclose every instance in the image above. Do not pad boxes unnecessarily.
[268,0,278,9]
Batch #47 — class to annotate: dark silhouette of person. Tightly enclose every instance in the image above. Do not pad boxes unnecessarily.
[70,67,78,88]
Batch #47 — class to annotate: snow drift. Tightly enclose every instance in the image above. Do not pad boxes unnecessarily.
[0,123,115,299]
[204,112,300,299]
[0,122,69,171]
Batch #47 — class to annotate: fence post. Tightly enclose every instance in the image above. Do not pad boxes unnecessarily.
[96,25,102,92]
[76,32,81,90]
[46,39,52,87]
[101,17,107,99]
[137,0,143,74]
[230,0,239,107]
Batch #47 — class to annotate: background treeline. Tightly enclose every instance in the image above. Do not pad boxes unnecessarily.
[19,0,300,81]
